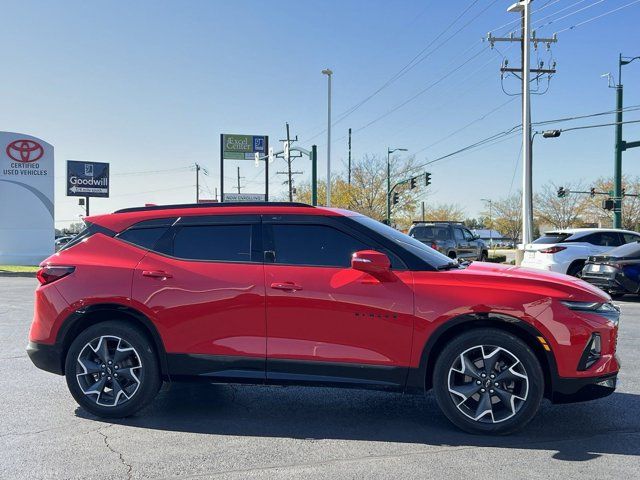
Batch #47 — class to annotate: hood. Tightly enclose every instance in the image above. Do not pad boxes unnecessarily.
[453,262,610,302]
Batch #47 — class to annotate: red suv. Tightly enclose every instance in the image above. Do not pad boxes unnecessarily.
[27,203,620,434]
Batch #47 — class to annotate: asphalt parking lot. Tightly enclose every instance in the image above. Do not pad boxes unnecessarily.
[1,277,639,479]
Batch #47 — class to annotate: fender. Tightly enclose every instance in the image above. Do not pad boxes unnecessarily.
[56,303,170,378]
[405,313,559,398]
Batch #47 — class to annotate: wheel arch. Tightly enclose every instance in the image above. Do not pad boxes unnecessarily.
[407,313,557,399]
[567,258,586,276]
[56,303,169,378]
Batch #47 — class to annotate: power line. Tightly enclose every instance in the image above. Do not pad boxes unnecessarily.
[302,0,497,142]
[556,0,640,33]
[534,0,605,32]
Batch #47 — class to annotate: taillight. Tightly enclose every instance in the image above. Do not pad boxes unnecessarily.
[36,266,75,285]
[431,242,439,251]
[540,246,567,254]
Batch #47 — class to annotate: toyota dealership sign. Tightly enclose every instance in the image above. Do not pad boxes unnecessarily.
[0,131,55,265]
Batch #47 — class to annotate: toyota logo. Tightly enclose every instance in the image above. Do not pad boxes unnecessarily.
[6,139,44,163]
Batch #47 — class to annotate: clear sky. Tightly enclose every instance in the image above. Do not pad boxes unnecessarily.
[2,0,639,227]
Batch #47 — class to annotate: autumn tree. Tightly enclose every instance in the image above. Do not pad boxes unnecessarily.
[534,181,589,229]
[582,176,640,230]
[487,193,521,242]
[424,203,466,222]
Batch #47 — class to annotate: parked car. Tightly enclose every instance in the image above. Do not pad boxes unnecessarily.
[408,221,488,262]
[54,236,74,252]
[521,228,640,277]
[27,202,619,435]
[582,241,640,298]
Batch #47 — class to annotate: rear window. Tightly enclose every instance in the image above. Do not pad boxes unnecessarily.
[533,233,572,244]
[410,225,451,240]
[58,222,115,251]
[117,227,168,250]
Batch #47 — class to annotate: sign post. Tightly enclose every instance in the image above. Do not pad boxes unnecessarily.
[66,160,110,216]
[220,134,269,202]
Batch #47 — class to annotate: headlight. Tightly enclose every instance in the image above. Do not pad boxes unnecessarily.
[561,300,620,324]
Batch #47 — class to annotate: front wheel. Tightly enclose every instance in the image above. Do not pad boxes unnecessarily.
[65,321,161,418]
[433,328,544,435]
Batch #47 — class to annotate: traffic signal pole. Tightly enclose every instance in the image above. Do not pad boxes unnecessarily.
[614,55,624,228]
[612,54,640,228]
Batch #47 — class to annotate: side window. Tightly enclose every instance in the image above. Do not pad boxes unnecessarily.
[623,233,640,244]
[271,224,368,267]
[172,225,252,262]
[463,229,474,240]
[582,232,620,247]
[117,227,168,250]
[454,228,464,241]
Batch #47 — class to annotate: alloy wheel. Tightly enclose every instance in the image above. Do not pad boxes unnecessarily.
[447,345,529,423]
[75,335,142,407]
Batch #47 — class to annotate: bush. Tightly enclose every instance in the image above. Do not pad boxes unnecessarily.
[486,255,507,263]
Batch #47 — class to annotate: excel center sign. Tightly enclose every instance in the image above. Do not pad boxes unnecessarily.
[222,134,267,160]
[220,133,269,202]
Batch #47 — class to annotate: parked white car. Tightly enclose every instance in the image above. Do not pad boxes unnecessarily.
[521,228,640,276]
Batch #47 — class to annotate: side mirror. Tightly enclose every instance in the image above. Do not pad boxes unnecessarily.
[351,250,391,274]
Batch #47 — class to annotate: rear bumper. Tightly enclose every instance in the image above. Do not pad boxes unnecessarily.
[551,373,617,404]
[582,271,638,294]
[26,341,64,375]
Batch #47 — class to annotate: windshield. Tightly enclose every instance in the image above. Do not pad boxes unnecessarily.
[350,215,456,269]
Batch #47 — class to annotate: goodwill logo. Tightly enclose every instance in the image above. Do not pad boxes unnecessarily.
[3,138,49,177]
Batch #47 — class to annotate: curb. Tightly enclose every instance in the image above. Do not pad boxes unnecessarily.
[0,272,37,278]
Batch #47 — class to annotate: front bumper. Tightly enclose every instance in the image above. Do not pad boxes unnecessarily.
[551,373,617,404]
[26,341,64,375]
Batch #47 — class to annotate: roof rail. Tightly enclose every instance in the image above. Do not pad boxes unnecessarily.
[412,220,464,225]
[114,202,313,214]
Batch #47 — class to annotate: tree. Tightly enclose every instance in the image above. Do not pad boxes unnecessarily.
[490,193,521,242]
[424,203,466,222]
[295,154,422,228]
[583,176,640,230]
[535,181,589,229]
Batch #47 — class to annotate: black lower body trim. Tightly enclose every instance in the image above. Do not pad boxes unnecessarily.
[26,341,64,375]
[266,358,407,391]
[551,373,617,404]
[166,354,407,391]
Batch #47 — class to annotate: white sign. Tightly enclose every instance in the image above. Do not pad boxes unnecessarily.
[223,193,266,202]
[0,132,55,265]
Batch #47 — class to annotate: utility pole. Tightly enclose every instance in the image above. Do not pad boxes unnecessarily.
[613,54,640,228]
[276,123,303,201]
[488,0,557,255]
[482,198,493,248]
[236,166,244,194]
[195,163,201,203]
[348,128,352,185]
[421,201,425,222]
[322,68,333,206]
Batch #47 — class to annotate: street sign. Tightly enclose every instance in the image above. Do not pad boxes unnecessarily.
[222,134,267,161]
[222,193,265,202]
[66,160,109,197]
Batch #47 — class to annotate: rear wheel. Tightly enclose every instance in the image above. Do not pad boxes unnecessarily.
[433,328,544,435]
[65,321,161,418]
[567,261,585,278]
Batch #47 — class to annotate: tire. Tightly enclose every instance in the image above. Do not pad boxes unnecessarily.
[479,251,489,262]
[567,261,585,278]
[65,321,161,418]
[433,328,544,435]
[609,292,625,300]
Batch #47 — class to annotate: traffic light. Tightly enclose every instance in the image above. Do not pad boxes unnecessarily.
[425,172,432,187]
[602,198,615,211]
[410,176,417,189]
[590,187,596,197]
[557,186,566,198]
[392,192,400,205]
[622,187,626,196]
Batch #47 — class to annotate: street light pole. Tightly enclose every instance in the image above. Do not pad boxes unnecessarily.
[322,68,333,207]
[386,147,408,223]
[481,198,493,248]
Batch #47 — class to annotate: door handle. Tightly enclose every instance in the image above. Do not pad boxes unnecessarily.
[270,282,303,291]
[142,270,173,279]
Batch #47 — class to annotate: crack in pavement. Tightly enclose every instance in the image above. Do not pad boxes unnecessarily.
[96,425,133,480]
